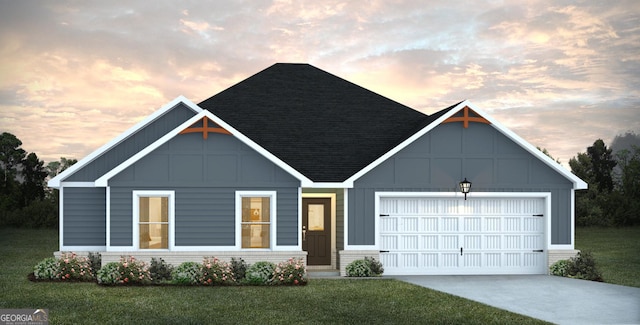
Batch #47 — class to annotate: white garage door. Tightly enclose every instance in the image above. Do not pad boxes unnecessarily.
[379,196,547,275]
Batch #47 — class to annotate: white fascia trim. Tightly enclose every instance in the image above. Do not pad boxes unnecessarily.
[48,96,202,188]
[59,182,96,188]
[308,182,352,189]
[95,110,312,187]
[344,100,588,190]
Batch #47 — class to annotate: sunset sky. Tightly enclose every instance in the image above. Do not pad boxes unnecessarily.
[1,1,639,170]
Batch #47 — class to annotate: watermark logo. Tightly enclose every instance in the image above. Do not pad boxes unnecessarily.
[0,309,48,325]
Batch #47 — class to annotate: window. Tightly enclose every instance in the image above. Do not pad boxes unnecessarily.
[237,192,275,249]
[134,191,174,250]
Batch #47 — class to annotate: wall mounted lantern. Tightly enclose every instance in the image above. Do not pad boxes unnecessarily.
[459,178,472,200]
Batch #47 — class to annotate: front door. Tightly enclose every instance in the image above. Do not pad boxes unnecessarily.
[302,198,331,265]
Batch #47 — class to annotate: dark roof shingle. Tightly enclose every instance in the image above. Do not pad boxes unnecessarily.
[198,63,439,182]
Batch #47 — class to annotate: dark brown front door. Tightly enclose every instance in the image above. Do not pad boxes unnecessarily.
[302,198,331,265]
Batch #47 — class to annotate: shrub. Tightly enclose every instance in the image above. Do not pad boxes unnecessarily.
[549,259,570,277]
[346,259,372,277]
[96,256,152,285]
[230,257,248,282]
[568,251,603,282]
[245,261,276,285]
[149,258,174,284]
[200,257,235,285]
[272,258,307,285]
[33,257,58,280]
[55,252,94,281]
[365,256,384,276]
[96,262,121,285]
[172,262,202,285]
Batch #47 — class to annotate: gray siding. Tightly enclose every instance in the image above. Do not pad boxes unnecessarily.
[65,103,197,182]
[110,132,299,188]
[63,187,106,246]
[109,186,299,247]
[351,122,574,245]
[108,132,300,247]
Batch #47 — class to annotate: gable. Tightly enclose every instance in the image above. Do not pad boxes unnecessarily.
[355,122,574,188]
[348,101,587,190]
[49,97,202,187]
[109,131,299,187]
[94,110,312,187]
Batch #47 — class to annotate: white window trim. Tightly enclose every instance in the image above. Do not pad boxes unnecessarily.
[132,190,175,251]
[235,191,277,250]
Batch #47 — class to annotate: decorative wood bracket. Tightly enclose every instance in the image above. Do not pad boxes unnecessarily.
[442,106,491,128]
[179,117,231,139]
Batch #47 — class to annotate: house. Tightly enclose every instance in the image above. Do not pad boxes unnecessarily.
[48,63,587,275]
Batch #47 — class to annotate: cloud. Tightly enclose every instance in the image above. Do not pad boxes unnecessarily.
[0,0,638,168]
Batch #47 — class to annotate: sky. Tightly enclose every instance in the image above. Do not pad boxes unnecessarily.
[1,1,639,170]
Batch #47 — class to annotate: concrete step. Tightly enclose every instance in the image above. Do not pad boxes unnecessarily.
[307,269,341,278]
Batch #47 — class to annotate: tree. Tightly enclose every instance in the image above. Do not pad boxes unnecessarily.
[46,157,78,178]
[0,132,26,185]
[586,139,616,193]
[21,152,48,206]
[537,147,561,164]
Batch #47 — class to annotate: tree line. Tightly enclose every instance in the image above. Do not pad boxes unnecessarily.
[568,132,640,226]
[0,132,76,228]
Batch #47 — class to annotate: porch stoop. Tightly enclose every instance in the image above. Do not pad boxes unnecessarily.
[306,267,341,278]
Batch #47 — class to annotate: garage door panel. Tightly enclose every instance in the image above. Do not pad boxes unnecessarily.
[380,196,547,275]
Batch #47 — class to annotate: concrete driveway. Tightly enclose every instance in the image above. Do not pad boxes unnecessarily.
[394,275,640,325]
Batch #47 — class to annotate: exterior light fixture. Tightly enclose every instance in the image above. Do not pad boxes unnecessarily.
[459,178,472,200]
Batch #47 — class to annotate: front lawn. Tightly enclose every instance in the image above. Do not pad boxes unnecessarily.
[0,228,548,324]
[575,226,640,288]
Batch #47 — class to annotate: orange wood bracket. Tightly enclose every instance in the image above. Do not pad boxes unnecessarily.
[179,117,231,139]
[442,106,491,128]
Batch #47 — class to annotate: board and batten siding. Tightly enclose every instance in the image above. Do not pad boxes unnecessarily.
[107,132,301,248]
[62,187,106,246]
[349,122,575,246]
[65,103,197,182]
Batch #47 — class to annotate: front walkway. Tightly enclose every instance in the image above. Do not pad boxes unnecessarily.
[394,275,640,325]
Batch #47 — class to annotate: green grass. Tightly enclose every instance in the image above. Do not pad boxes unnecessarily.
[575,226,640,288]
[0,228,548,324]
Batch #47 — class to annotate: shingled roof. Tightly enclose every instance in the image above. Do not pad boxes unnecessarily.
[198,63,438,182]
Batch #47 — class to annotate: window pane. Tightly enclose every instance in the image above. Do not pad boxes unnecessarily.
[139,195,169,249]
[139,197,150,223]
[242,197,270,222]
[139,197,168,223]
[140,223,168,249]
[308,204,324,231]
[241,224,270,248]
